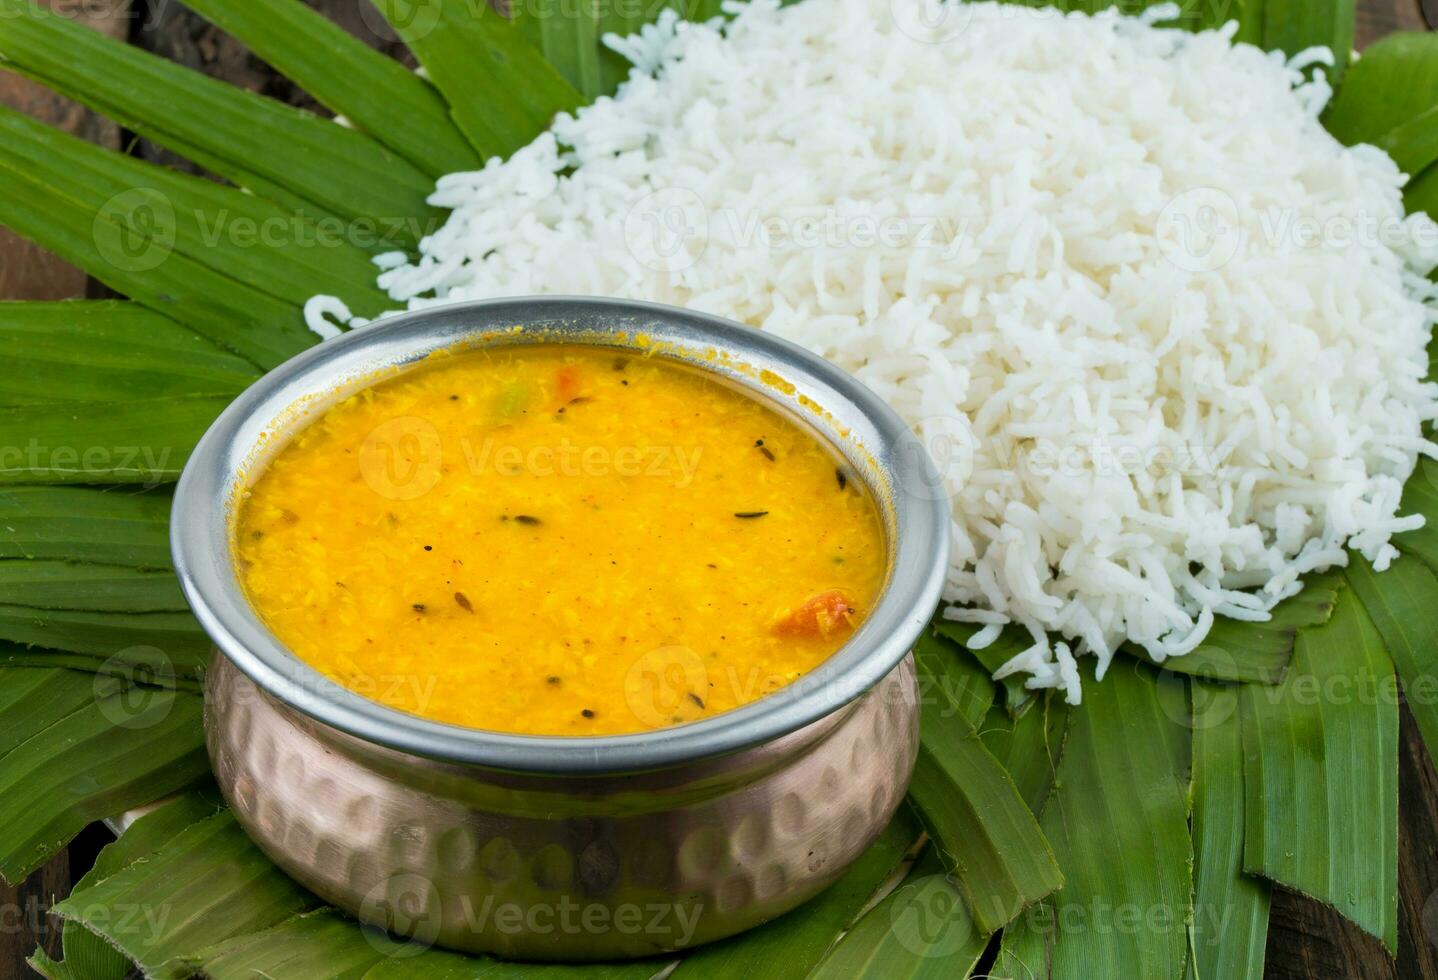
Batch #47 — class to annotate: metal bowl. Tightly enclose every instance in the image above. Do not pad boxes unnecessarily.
[173,297,950,960]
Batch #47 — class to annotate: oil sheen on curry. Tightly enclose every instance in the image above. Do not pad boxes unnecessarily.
[234,344,887,736]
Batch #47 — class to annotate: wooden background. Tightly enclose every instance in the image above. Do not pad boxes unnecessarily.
[1,1,1436,977]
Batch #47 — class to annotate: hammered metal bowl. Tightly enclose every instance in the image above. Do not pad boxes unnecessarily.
[174,297,950,960]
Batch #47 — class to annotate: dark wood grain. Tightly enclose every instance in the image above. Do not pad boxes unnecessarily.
[0,850,69,977]
[2,1,1438,979]
[1358,0,1427,47]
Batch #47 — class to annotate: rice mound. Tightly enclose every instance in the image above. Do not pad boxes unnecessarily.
[338,0,1438,702]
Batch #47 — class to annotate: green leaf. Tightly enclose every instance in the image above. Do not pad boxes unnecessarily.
[30,792,223,980]
[978,695,1069,815]
[1123,572,1340,684]
[0,0,444,246]
[999,661,1193,980]
[933,620,1033,714]
[808,847,989,980]
[909,705,1063,934]
[1405,164,1438,229]
[1374,104,1438,178]
[191,909,420,980]
[915,630,995,731]
[1240,589,1398,951]
[0,161,313,369]
[667,809,921,979]
[514,0,605,100]
[0,105,394,320]
[197,908,669,979]
[1189,684,1269,980]
[0,607,210,673]
[0,667,116,757]
[369,0,584,159]
[0,394,231,485]
[1343,555,1438,788]
[0,685,208,882]
[196,906,667,980]
[0,562,186,611]
[53,809,320,978]
[0,301,256,404]
[1395,456,1438,573]
[0,487,174,566]
[1257,0,1354,83]
[1323,32,1438,146]
[360,945,666,979]
[178,0,482,177]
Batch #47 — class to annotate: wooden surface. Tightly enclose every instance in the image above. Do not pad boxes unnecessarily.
[1,1,1437,978]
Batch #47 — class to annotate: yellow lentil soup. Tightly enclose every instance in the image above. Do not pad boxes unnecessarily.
[234,344,887,735]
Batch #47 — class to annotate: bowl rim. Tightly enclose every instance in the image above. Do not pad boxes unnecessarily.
[172,297,950,774]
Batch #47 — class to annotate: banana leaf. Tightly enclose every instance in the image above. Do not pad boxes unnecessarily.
[0,106,394,318]
[0,667,118,757]
[192,909,667,980]
[0,487,174,567]
[1324,33,1438,146]
[191,910,436,980]
[0,561,187,612]
[808,848,990,980]
[52,809,321,978]
[1189,684,1269,980]
[1345,555,1438,765]
[177,0,481,177]
[1255,0,1354,81]
[0,395,231,485]
[1394,456,1438,578]
[932,621,1034,714]
[0,301,257,404]
[915,630,996,730]
[513,0,606,100]
[0,607,210,672]
[368,0,584,159]
[29,792,223,980]
[977,696,1070,815]
[0,684,208,882]
[0,0,444,245]
[909,706,1063,934]
[1240,590,1399,952]
[998,661,1192,980]
[0,163,313,369]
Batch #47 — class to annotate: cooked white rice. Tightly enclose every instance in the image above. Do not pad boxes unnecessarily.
[316,0,1438,703]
